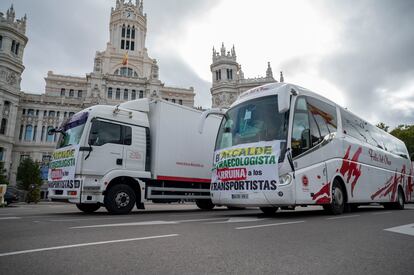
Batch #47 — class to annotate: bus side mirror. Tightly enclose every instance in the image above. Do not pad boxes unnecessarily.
[198,108,227,134]
[301,129,311,150]
[278,91,290,113]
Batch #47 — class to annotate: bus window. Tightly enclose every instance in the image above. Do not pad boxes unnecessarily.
[307,97,337,137]
[341,109,367,143]
[292,97,310,157]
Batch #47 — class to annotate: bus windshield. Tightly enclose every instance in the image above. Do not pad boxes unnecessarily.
[57,112,89,149]
[215,95,289,151]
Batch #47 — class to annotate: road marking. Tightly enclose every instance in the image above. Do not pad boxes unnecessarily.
[235,221,305,230]
[207,217,266,224]
[71,220,178,229]
[49,217,136,222]
[70,217,226,229]
[372,211,392,215]
[0,217,21,220]
[175,218,227,223]
[326,215,360,220]
[0,234,179,257]
[384,223,414,237]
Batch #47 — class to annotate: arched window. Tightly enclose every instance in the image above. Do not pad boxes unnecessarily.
[41,126,45,141]
[69,89,74,97]
[3,101,10,114]
[127,25,131,38]
[24,125,33,141]
[131,90,136,100]
[107,87,113,98]
[33,126,37,141]
[121,24,126,38]
[0,118,7,135]
[117,67,137,77]
[124,89,129,100]
[46,126,54,142]
[49,111,55,117]
[61,88,65,96]
[131,26,135,39]
[0,35,3,49]
[0,147,4,161]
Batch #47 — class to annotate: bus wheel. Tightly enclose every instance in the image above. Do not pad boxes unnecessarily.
[325,180,345,215]
[76,203,100,213]
[395,188,405,210]
[196,199,215,210]
[260,207,279,215]
[104,184,136,215]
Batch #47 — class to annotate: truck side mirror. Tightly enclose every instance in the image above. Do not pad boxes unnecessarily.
[301,129,311,150]
[47,128,56,135]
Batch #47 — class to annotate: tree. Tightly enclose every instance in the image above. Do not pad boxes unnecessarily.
[376,122,389,132]
[390,124,414,159]
[16,158,42,203]
[0,162,9,185]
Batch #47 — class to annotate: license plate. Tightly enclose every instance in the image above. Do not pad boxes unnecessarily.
[232,194,248,199]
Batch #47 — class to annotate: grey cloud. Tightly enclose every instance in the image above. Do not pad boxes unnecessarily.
[0,0,218,101]
[156,54,211,108]
[316,0,414,127]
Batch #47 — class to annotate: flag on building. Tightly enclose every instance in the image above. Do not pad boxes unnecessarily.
[122,52,128,65]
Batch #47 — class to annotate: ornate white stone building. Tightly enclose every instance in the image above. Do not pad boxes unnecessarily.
[0,1,195,191]
[210,43,284,108]
[0,2,283,194]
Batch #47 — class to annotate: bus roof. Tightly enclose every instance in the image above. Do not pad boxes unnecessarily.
[231,82,337,109]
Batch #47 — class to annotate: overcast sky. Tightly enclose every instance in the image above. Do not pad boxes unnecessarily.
[1,0,413,128]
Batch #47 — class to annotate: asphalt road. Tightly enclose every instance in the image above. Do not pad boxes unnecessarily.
[0,202,413,275]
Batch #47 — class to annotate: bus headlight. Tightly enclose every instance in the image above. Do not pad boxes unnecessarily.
[279,174,292,186]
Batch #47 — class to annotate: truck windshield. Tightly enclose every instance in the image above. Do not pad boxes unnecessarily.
[215,95,289,150]
[57,112,89,149]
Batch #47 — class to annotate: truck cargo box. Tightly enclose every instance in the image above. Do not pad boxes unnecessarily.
[149,99,221,183]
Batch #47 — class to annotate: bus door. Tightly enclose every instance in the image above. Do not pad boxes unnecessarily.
[291,97,339,205]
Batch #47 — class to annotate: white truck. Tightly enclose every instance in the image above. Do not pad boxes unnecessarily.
[47,99,220,214]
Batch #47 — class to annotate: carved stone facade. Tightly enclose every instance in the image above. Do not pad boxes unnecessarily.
[0,1,195,189]
[210,43,284,108]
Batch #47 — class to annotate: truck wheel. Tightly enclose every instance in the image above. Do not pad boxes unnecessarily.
[260,207,279,215]
[324,180,345,215]
[104,184,136,215]
[196,199,215,210]
[76,203,100,213]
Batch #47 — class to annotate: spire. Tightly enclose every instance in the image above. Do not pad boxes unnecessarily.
[266,62,273,78]
[7,4,15,21]
[139,0,144,13]
[238,65,244,79]
[212,46,216,58]
[280,71,284,83]
[231,45,236,57]
[220,42,226,56]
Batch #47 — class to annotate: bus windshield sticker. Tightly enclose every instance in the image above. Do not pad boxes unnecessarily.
[211,140,282,192]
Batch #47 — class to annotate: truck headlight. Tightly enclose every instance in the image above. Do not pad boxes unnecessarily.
[279,174,292,186]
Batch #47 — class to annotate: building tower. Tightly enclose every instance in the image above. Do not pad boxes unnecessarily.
[210,43,240,108]
[210,43,277,108]
[0,5,28,180]
[88,0,161,103]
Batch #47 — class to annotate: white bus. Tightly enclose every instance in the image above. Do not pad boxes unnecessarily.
[200,83,413,214]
